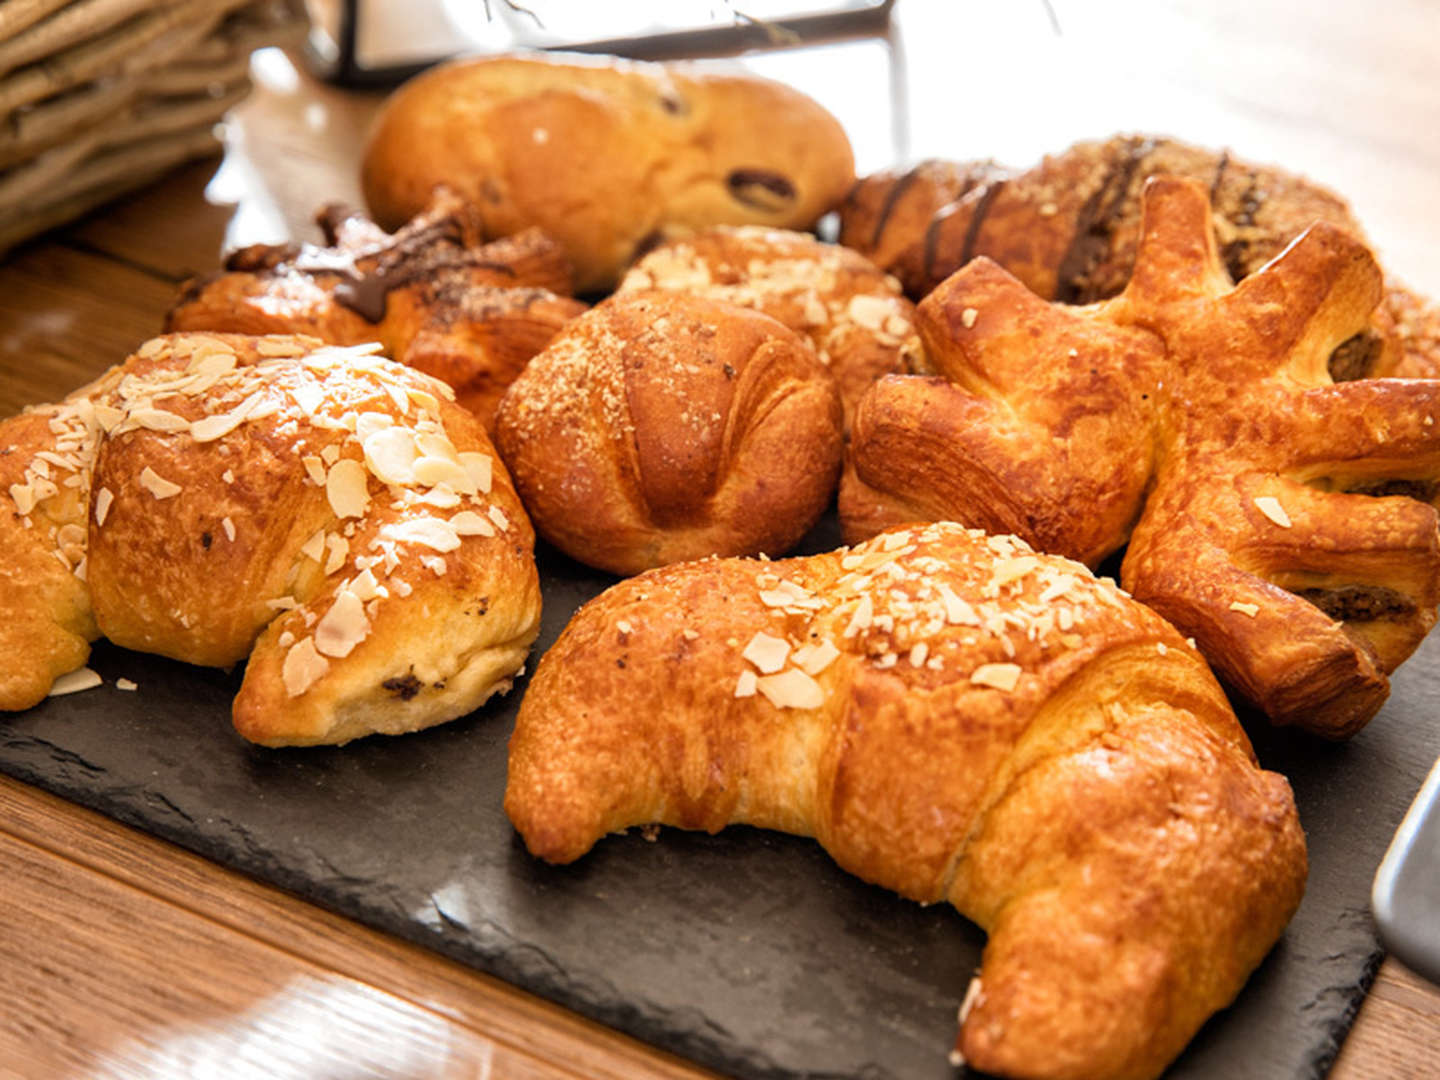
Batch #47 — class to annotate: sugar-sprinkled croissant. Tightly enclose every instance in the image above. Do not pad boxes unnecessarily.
[839,135,1440,379]
[166,189,588,430]
[0,333,540,746]
[615,225,922,432]
[845,175,1440,738]
[494,291,843,575]
[506,522,1307,1080]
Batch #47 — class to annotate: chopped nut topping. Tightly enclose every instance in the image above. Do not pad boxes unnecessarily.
[221,516,236,543]
[792,639,840,675]
[961,307,979,329]
[734,669,758,698]
[115,677,138,692]
[1229,601,1260,617]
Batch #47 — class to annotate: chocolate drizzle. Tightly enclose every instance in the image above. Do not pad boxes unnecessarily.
[1055,136,1157,304]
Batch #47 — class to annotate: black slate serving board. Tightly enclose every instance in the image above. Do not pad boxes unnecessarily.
[2,520,1437,1080]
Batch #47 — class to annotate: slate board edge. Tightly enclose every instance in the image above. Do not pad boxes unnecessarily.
[0,745,881,1080]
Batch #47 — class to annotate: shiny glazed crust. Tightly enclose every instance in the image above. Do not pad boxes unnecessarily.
[361,52,856,293]
[616,225,923,432]
[838,134,1440,379]
[165,190,587,430]
[493,292,843,575]
[1,333,542,746]
[844,176,1440,737]
[506,522,1307,1080]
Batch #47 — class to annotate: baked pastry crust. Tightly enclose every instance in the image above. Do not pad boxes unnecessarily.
[166,189,587,430]
[616,226,922,432]
[493,291,843,575]
[362,52,856,293]
[506,521,1306,1080]
[2,333,541,746]
[839,135,1440,379]
[845,176,1440,738]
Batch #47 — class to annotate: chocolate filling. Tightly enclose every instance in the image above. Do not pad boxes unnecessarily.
[1327,329,1382,381]
[382,673,423,700]
[726,168,796,212]
[1294,584,1415,622]
[1221,169,1264,284]
[1347,477,1438,501]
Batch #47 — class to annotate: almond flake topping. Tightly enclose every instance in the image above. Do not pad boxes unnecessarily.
[938,583,981,626]
[221,516,236,542]
[792,639,840,676]
[843,594,875,638]
[742,631,790,674]
[48,667,103,696]
[450,510,495,537]
[115,678,138,692]
[362,426,418,485]
[460,452,493,494]
[961,307,979,329]
[735,669,758,698]
[282,637,329,696]
[382,517,460,552]
[190,410,247,443]
[970,662,1022,692]
[1229,601,1260,617]
[10,482,36,515]
[139,466,182,499]
[756,668,825,709]
[324,533,349,574]
[95,487,114,525]
[909,642,929,667]
[326,459,369,519]
[314,589,371,658]
[302,456,327,485]
[131,408,191,433]
[1253,496,1292,528]
[300,529,326,562]
[486,505,509,531]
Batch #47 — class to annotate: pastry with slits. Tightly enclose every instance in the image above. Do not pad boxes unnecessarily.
[839,135,1440,379]
[166,188,588,430]
[506,521,1307,1080]
[1,333,540,745]
[844,175,1440,738]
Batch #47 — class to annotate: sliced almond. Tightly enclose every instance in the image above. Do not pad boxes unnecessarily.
[139,466,182,499]
[487,505,509,532]
[48,667,102,696]
[970,662,1022,692]
[843,594,875,638]
[282,637,330,696]
[94,487,114,526]
[734,669,758,698]
[742,631,790,674]
[131,408,191,433]
[302,455,327,485]
[324,533,350,575]
[314,589,370,658]
[792,639,840,676]
[459,452,493,494]
[222,516,236,542]
[413,455,475,493]
[1253,496,1292,528]
[9,482,35,515]
[190,410,246,443]
[299,529,326,563]
[382,517,461,552]
[362,426,418,486]
[756,668,825,710]
[450,510,496,537]
[1229,601,1260,617]
[326,459,369,519]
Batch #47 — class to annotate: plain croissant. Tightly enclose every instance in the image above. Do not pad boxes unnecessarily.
[506,521,1307,1080]
[0,332,541,745]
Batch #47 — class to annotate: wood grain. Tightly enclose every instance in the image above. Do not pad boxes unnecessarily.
[0,774,715,1080]
[0,3,1438,1077]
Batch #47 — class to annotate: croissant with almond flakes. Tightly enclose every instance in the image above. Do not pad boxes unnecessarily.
[506,522,1307,1080]
[166,189,587,430]
[839,134,1440,379]
[844,175,1440,738]
[1,333,540,745]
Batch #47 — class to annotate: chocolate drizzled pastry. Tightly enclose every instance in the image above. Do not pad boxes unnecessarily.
[839,134,1440,380]
[167,189,588,430]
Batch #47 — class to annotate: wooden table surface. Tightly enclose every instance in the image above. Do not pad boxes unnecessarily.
[2,2,1440,1077]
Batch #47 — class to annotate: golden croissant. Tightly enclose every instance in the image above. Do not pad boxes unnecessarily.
[506,522,1307,1080]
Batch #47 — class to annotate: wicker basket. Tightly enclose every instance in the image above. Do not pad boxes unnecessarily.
[0,0,306,254]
